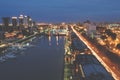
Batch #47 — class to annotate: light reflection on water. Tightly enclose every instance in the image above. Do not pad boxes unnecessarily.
[0,35,65,80]
[0,36,39,63]
[48,36,59,46]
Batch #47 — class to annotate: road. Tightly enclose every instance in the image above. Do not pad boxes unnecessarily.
[71,26,120,80]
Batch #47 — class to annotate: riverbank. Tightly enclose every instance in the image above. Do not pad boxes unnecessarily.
[0,44,9,53]
[64,35,73,80]
[64,60,72,80]
[0,32,42,54]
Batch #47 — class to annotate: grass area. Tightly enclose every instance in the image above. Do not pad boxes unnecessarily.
[64,61,72,80]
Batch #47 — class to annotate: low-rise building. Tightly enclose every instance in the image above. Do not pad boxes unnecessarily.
[74,54,114,80]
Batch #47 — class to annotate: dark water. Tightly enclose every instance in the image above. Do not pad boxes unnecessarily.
[0,36,65,80]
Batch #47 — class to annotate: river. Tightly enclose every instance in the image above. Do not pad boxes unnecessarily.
[0,35,65,80]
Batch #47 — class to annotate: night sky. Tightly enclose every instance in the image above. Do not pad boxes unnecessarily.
[0,0,120,23]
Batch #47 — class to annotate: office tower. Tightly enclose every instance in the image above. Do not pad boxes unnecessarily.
[24,16,28,28]
[2,17,10,26]
[19,15,24,27]
[12,17,17,26]
[33,21,36,26]
[27,16,32,27]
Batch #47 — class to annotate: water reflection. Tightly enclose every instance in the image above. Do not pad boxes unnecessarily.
[48,36,51,46]
[0,37,37,63]
[0,35,65,63]
[56,36,59,46]
[48,35,59,46]
[0,35,65,80]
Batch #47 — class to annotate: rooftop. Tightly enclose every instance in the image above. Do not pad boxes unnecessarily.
[75,54,114,80]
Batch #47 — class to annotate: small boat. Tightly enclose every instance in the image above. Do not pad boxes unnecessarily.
[0,57,6,62]
[5,53,16,59]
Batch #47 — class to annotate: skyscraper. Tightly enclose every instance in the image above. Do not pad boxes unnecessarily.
[24,16,28,28]
[12,17,17,26]
[27,16,32,27]
[19,15,24,27]
[2,17,10,26]
[19,15,24,31]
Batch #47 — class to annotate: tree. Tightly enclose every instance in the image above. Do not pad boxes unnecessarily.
[111,33,117,40]
[100,35,107,40]
[105,29,112,36]
[22,29,30,36]
[116,43,120,49]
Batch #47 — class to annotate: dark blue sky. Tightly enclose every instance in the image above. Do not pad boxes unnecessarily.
[0,0,120,23]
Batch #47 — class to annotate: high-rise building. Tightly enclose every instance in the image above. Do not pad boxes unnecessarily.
[84,22,96,38]
[24,16,28,28]
[33,21,36,26]
[19,15,24,27]
[2,17,10,26]
[12,17,17,26]
[27,16,32,27]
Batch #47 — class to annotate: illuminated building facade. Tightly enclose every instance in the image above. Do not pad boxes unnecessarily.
[19,15,24,27]
[12,17,17,27]
[27,16,32,27]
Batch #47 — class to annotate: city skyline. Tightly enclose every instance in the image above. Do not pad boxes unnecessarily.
[0,1,120,79]
[0,0,120,23]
